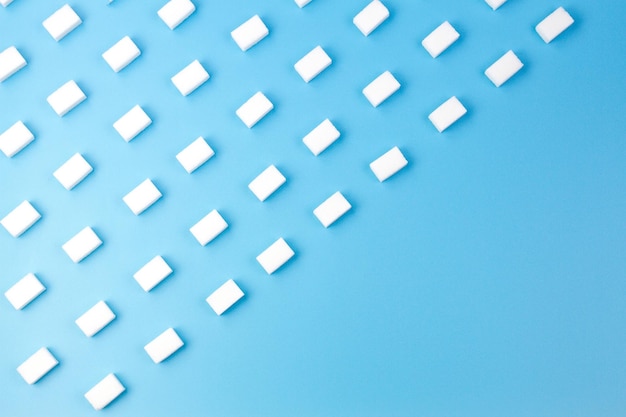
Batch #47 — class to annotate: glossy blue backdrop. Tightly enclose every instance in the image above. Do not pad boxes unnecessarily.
[1,0,625,416]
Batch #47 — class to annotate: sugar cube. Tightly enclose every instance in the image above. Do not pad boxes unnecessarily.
[144,328,184,363]
[256,238,295,274]
[248,165,286,202]
[428,96,467,132]
[1,200,41,238]
[231,15,269,51]
[205,279,244,315]
[176,137,214,173]
[189,209,228,246]
[4,273,45,310]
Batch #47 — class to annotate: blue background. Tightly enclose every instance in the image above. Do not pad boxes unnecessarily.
[1,0,625,416]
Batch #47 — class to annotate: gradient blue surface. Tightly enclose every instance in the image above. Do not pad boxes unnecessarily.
[1,0,625,416]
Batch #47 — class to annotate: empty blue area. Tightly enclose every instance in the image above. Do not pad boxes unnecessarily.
[1,0,625,416]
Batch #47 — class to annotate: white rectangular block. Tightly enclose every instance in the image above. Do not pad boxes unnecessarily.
[485,0,507,10]
[302,119,340,156]
[353,0,389,36]
[158,0,195,30]
[294,46,332,83]
[62,226,102,263]
[205,279,244,315]
[1,201,41,238]
[4,273,46,310]
[113,105,152,142]
[0,121,34,158]
[17,348,58,385]
[176,137,214,173]
[422,21,460,58]
[122,179,162,215]
[144,328,184,364]
[369,146,408,182]
[428,96,468,133]
[84,374,125,411]
[236,92,273,128]
[102,36,140,73]
[256,238,295,275]
[171,59,209,96]
[313,191,352,228]
[363,70,400,107]
[294,0,312,7]
[248,165,286,202]
[75,301,115,337]
[47,80,86,117]
[53,153,93,190]
[536,7,574,44]
[0,46,27,82]
[1,0,14,7]
[231,15,269,52]
[485,50,523,87]
[42,4,82,41]
[190,209,228,246]
[133,255,173,292]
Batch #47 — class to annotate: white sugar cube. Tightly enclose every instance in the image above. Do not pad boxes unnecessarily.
[428,96,467,133]
[0,121,34,158]
[422,21,460,58]
[248,165,286,202]
[157,0,196,30]
[62,226,102,263]
[176,137,214,173]
[84,374,125,411]
[75,301,115,337]
[353,0,389,36]
[102,36,140,73]
[171,59,209,96]
[53,153,93,190]
[46,80,86,117]
[369,146,408,182]
[302,119,340,156]
[1,200,41,238]
[122,179,162,215]
[256,238,295,275]
[1,0,14,7]
[485,0,507,10]
[363,70,400,107]
[0,46,26,82]
[294,0,312,7]
[536,7,574,44]
[231,15,269,51]
[485,50,523,87]
[144,328,184,364]
[42,4,82,41]
[4,273,45,310]
[236,92,273,128]
[133,255,173,292]
[205,279,244,315]
[189,209,228,246]
[113,105,152,142]
[17,348,58,385]
[313,191,352,228]
[294,46,332,83]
